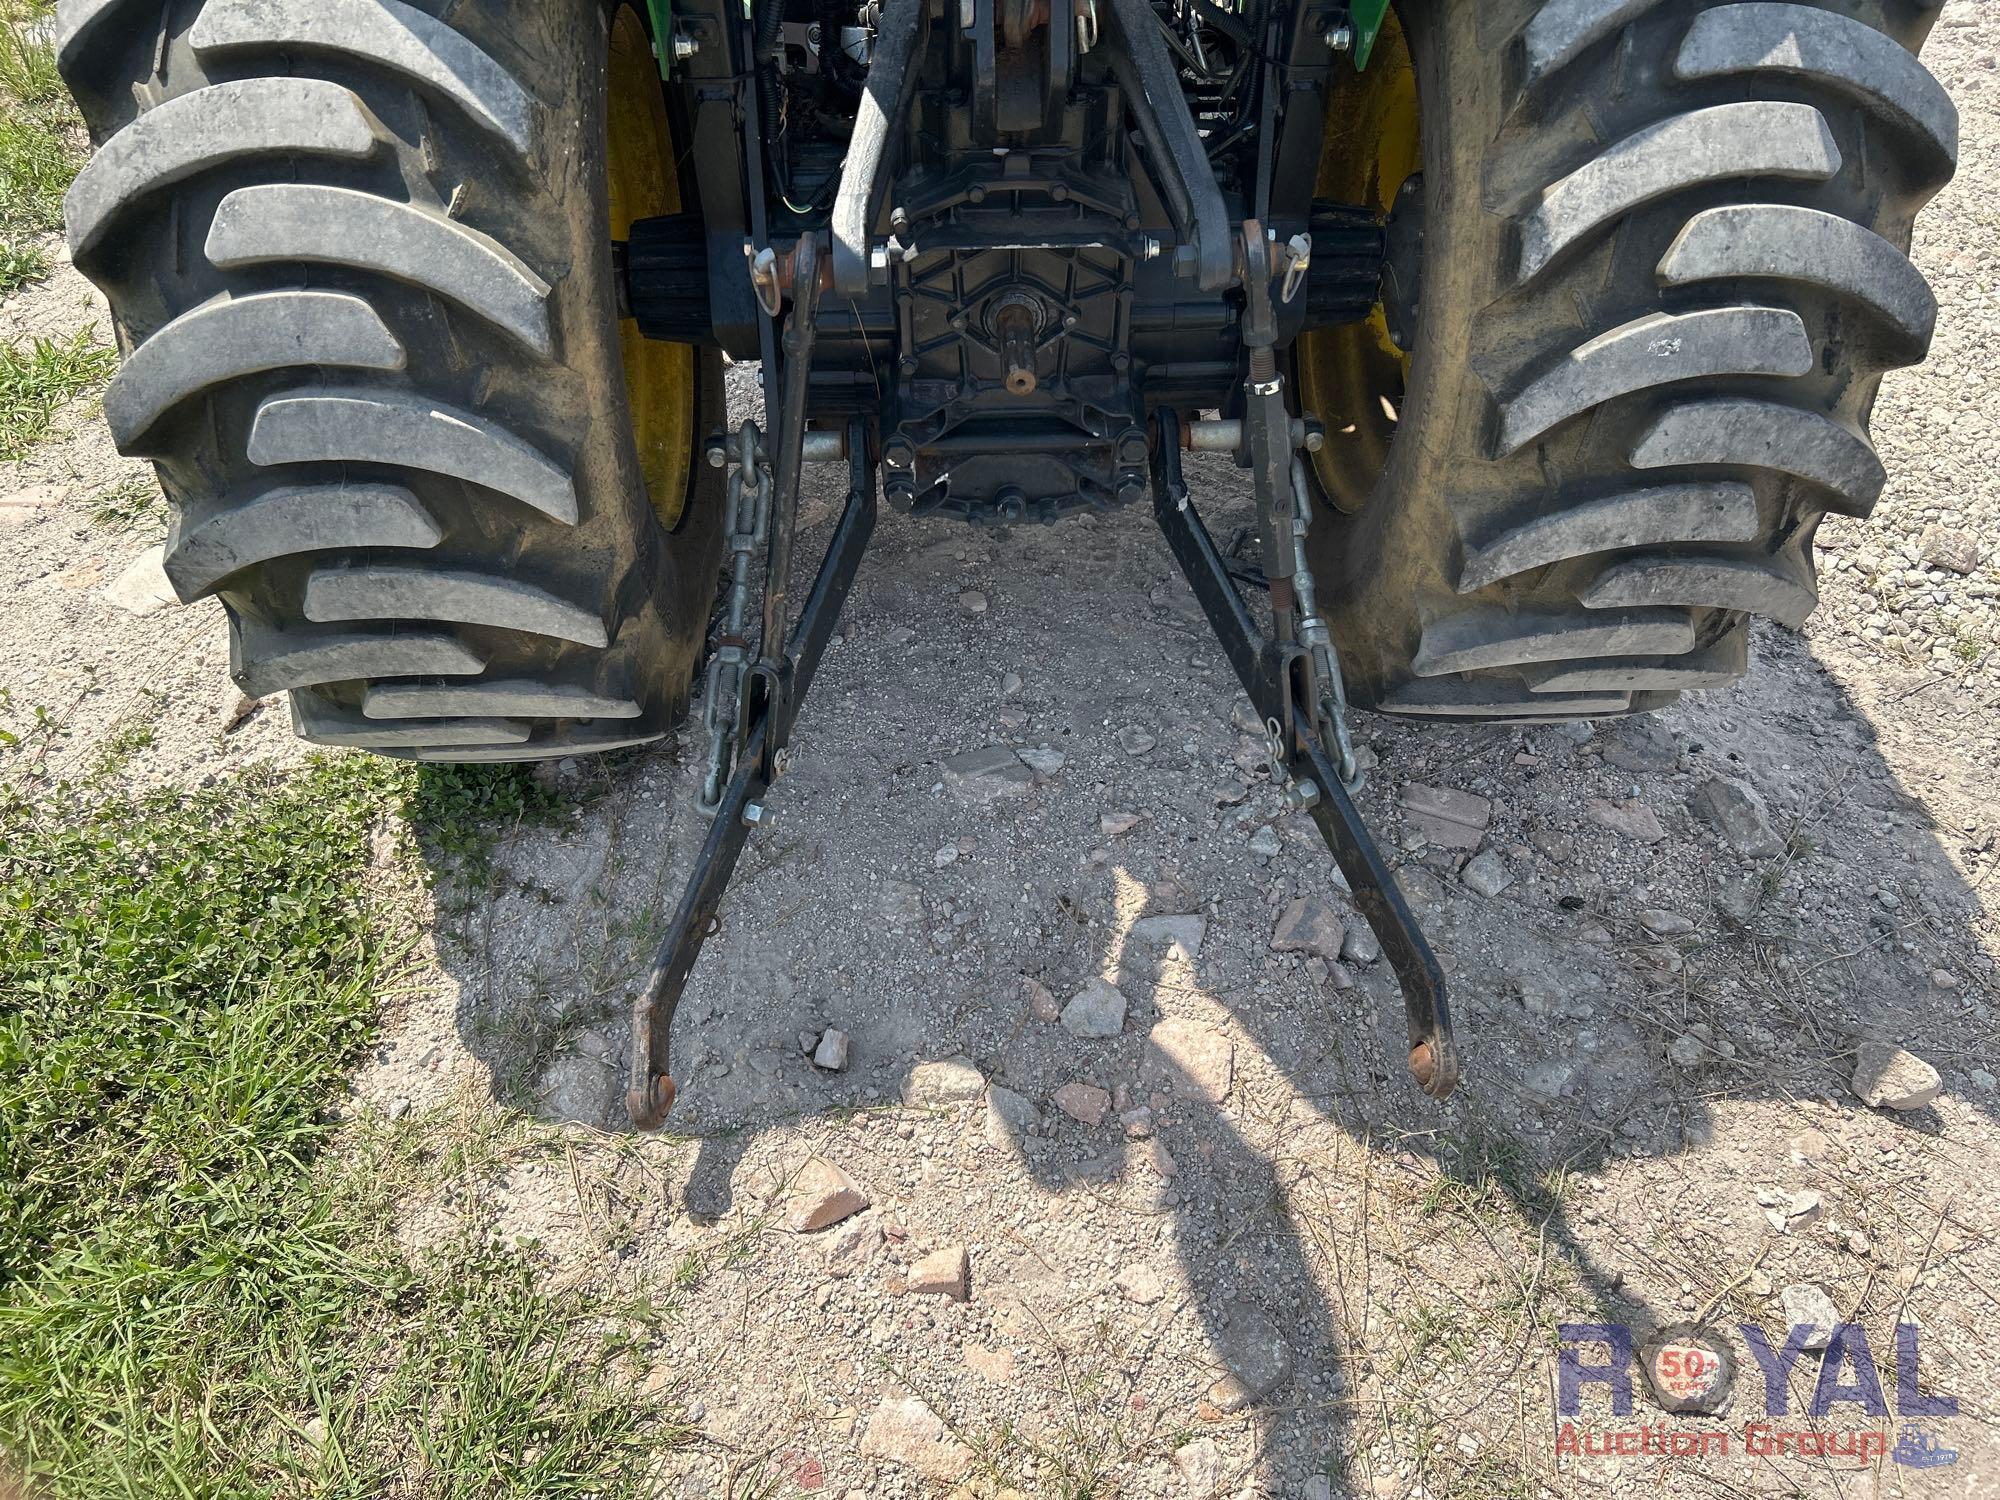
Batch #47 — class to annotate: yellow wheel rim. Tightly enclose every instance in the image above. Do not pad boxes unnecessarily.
[607,5,696,532]
[1295,7,1420,514]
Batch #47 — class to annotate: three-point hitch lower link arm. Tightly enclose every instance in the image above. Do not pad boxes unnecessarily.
[1150,411,1460,1100]
[626,421,876,1130]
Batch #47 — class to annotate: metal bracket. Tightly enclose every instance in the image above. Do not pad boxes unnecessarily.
[1151,410,1459,1099]
[1348,0,1391,69]
[1103,0,1234,292]
[832,0,927,296]
[647,0,676,76]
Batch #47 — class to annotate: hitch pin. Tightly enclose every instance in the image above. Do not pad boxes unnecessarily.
[1279,233,1312,304]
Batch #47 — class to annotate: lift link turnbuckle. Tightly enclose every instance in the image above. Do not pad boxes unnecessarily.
[1289,455,1362,791]
[1233,220,1358,794]
[698,423,773,817]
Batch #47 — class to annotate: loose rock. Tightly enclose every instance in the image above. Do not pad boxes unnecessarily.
[1715,871,1764,928]
[1779,1284,1839,1352]
[959,588,989,614]
[1248,825,1282,859]
[784,1159,870,1233]
[1052,1082,1111,1125]
[984,1085,1043,1150]
[880,880,924,926]
[1115,1264,1166,1305]
[1851,1041,1942,1111]
[1604,720,1680,774]
[823,1216,882,1277]
[907,1244,970,1300]
[1017,745,1065,777]
[1205,1300,1294,1412]
[1918,524,1981,575]
[1061,979,1128,1038]
[903,1057,987,1106]
[101,544,178,617]
[1340,921,1381,966]
[1100,810,1146,837]
[857,1395,973,1481]
[1022,976,1062,1022]
[1271,895,1344,958]
[1691,777,1784,860]
[1129,913,1205,958]
[811,1029,850,1071]
[1586,797,1667,843]
[1401,783,1492,850]
[222,691,265,731]
[1116,724,1158,756]
[942,746,1033,803]
[1460,850,1514,898]
[1174,1439,1223,1495]
[1637,909,1695,937]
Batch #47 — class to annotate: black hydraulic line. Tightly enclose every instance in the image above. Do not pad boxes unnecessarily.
[1150,410,1460,1100]
[832,0,926,297]
[1104,0,1234,292]
[1252,17,1281,223]
[755,0,785,197]
[627,427,878,1130]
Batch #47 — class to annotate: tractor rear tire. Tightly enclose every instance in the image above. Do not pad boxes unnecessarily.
[56,0,723,761]
[1305,0,1956,721]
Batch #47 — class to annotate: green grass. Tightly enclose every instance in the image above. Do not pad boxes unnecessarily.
[0,106,72,234]
[0,12,76,239]
[0,757,683,1498]
[0,11,61,108]
[0,238,47,294]
[0,6,82,314]
[85,474,162,532]
[0,327,116,459]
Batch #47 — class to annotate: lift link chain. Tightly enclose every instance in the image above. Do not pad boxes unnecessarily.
[699,421,772,817]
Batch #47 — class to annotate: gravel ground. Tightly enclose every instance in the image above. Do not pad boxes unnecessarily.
[6,5,2000,1496]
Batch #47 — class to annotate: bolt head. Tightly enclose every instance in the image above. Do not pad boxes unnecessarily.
[1325,22,1353,52]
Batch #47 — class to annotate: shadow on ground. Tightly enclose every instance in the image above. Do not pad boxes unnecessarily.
[418,443,1997,1496]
